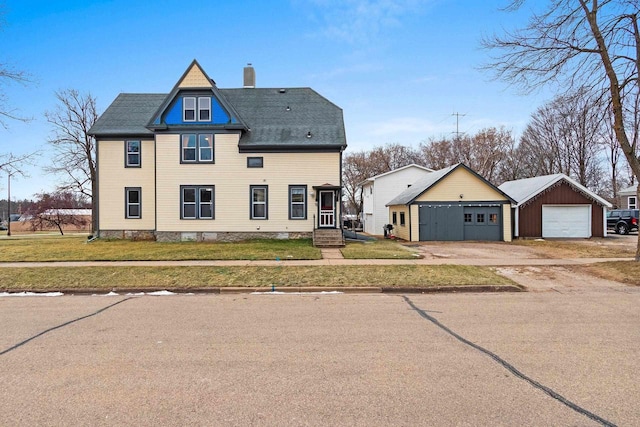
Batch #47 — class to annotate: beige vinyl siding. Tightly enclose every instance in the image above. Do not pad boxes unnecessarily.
[502,204,512,242]
[409,205,420,241]
[389,205,410,241]
[155,133,340,232]
[178,65,213,88]
[98,139,156,230]
[415,167,505,202]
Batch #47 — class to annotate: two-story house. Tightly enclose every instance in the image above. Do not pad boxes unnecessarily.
[360,164,433,235]
[88,60,347,245]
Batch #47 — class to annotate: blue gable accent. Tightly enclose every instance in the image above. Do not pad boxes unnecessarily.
[163,95,232,126]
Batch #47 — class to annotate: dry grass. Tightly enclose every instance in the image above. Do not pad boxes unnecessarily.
[0,236,321,261]
[582,261,640,286]
[341,240,420,259]
[0,265,517,291]
[511,238,636,258]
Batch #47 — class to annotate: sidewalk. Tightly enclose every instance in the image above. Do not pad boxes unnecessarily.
[0,256,631,268]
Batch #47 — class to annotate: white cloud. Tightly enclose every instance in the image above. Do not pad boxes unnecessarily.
[297,0,436,44]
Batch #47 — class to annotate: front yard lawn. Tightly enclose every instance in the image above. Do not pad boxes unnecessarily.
[0,236,321,262]
[341,239,421,259]
[582,261,640,286]
[0,265,518,291]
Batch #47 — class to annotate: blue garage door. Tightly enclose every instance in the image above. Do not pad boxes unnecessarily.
[419,204,502,241]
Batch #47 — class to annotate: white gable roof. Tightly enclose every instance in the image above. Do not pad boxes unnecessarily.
[359,164,433,187]
[499,173,611,208]
[619,184,638,195]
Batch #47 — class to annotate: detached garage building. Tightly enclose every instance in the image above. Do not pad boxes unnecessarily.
[499,174,612,238]
[386,164,514,242]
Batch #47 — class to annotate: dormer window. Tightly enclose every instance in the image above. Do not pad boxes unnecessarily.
[198,97,211,121]
[183,96,211,122]
[183,97,196,121]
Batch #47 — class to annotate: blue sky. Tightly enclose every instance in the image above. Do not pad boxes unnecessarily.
[0,0,552,199]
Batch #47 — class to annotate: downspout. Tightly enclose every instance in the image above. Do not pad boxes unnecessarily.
[94,138,100,238]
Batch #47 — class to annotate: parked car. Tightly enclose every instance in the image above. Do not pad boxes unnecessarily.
[607,209,639,234]
[0,221,7,231]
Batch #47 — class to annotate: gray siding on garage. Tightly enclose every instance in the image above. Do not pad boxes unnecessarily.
[463,206,502,241]
[419,205,464,240]
[418,203,503,241]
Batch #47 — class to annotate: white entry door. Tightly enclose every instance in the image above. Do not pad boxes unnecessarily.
[319,190,335,227]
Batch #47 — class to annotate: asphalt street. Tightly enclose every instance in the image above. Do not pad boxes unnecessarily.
[0,290,638,426]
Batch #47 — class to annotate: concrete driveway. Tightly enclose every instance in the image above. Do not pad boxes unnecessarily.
[409,234,637,261]
[1,289,638,426]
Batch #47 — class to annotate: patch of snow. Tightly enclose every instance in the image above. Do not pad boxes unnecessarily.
[0,291,63,297]
[146,290,176,296]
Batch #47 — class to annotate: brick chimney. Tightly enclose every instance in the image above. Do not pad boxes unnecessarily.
[243,64,255,88]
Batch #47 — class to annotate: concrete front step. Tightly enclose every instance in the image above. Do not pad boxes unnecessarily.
[313,228,345,247]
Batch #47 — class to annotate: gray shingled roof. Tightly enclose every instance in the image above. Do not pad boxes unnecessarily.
[499,173,611,207]
[222,88,345,149]
[89,88,347,150]
[89,94,165,136]
[386,164,459,206]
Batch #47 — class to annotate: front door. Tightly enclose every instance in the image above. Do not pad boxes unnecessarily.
[319,190,335,228]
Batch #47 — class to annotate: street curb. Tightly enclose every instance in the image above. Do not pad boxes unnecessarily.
[1,284,525,295]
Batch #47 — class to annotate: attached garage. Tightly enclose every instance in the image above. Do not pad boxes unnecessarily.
[387,164,514,242]
[499,174,611,239]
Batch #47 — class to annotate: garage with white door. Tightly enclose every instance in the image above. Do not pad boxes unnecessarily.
[541,205,591,238]
[499,174,611,239]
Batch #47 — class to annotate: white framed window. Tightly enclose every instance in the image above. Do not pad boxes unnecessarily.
[289,185,306,220]
[250,185,268,219]
[125,140,141,167]
[198,97,211,121]
[181,186,214,219]
[629,196,637,209]
[181,134,214,163]
[125,187,141,219]
[183,97,196,122]
[400,212,405,226]
[199,134,213,161]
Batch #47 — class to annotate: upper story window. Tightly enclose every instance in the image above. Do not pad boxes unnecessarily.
[181,134,214,163]
[198,97,211,121]
[183,97,196,121]
[247,157,263,168]
[183,96,211,122]
[629,196,637,209]
[125,140,141,167]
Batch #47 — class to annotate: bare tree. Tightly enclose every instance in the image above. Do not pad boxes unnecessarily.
[0,6,31,127]
[484,0,640,259]
[26,190,90,235]
[342,143,422,215]
[419,127,515,184]
[518,90,604,189]
[418,137,456,169]
[45,89,98,234]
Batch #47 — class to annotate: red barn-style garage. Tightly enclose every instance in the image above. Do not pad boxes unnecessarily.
[499,174,612,238]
